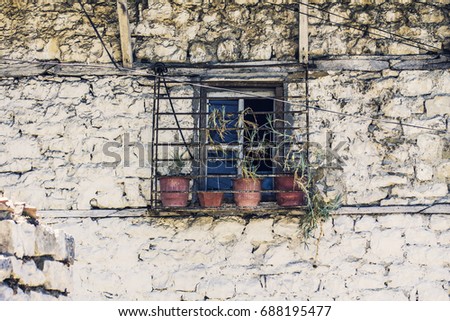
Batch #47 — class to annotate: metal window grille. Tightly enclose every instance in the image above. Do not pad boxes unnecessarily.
[149,74,309,211]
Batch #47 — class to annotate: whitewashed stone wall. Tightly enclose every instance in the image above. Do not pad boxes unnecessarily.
[1,63,448,209]
[1,0,449,64]
[0,210,74,300]
[43,211,449,301]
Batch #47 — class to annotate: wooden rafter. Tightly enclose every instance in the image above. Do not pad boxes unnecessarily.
[116,0,133,68]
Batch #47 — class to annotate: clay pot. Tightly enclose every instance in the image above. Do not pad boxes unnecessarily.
[198,191,224,208]
[159,177,190,207]
[275,175,306,207]
[233,178,261,207]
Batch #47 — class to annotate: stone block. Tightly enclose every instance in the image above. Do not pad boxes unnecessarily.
[435,162,450,182]
[368,229,405,263]
[43,260,72,293]
[358,290,408,301]
[0,220,25,258]
[399,72,433,97]
[405,229,437,246]
[199,277,235,300]
[378,214,427,229]
[0,255,12,282]
[217,40,239,62]
[417,134,443,162]
[387,264,424,288]
[346,275,386,290]
[0,285,14,301]
[416,282,449,301]
[416,163,433,181]
[406,246,449,266]
[354,215,378,232]
[58,82,89,98]
[171,270,203,292]
[235,277,264,297]
[10,257,46,287]
[426,96,450,117]
[211,219,245,244]
[437,231,450,245]
[273,217,301,238]
[264,243,293,267]
[35,225,74,262]
[333,216,354,234]
[429,215,450,232]
[17,222,36,257]
[243,219,274,243]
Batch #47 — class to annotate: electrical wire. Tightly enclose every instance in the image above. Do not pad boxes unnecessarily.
[155,74,449,136]
[266,0,444,54]
[0,56,448,136]
[76,0,120,70]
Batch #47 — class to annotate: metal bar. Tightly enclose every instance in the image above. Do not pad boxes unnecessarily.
[149,76,158,208]
[162,77,194,159]
[154,126,306,131]
[155,110,308,115]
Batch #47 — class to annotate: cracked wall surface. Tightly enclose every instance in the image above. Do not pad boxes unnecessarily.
[1,63,449,209]
[1,0,449,64]
[43,212,449,300]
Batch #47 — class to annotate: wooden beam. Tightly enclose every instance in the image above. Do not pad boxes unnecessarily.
[299,0,309,64]
[116,0,133,68]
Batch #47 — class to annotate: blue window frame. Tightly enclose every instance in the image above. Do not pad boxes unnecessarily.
[205,94,276,201]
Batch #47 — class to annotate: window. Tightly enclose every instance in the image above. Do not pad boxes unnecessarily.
[150,81,305,210]
[201,88,282,202]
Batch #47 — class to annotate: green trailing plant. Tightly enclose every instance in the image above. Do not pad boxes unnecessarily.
[267,115,342,240]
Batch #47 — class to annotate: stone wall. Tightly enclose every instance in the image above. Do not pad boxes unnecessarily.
[0,198,74,300]
[1,60,448,210]
[43,209,449,300]
[1,0,449,64]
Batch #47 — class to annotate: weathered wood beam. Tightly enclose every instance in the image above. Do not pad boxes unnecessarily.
[299,0,309,64]
[116,0,133,68]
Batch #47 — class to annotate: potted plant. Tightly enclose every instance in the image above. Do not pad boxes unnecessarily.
[274,153,309,207]
[197,106,232,207]
[159,149,191,207]
[232,108,267,207]
[267,117,308,207]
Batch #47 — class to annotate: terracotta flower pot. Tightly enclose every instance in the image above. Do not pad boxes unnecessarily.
[198,191,224,208]
[233,178,261,207]
[159,177,190,207]
[275,176,306,207]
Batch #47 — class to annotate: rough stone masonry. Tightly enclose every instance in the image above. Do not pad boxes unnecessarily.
[0,198,74,300]
[0,0,449,301]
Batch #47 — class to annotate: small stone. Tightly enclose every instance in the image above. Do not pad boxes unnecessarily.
[354,215,378,232]
[35,225,74,262]
[369,229,405,263]
[243,219,274,243]
[333,215,354,234]
[416,282,449,301]
[0,255,12,282]
[43,260,72,293]
[10,257,46,287]
[249,43,272,60]
[416,164,433,181]
[417,134,443,161]
[425,96,450,118]
[404,229,437,246]
[171,270,202,292]
[23,206,39,220]
[0,285,14,301]
[217,40,239,62]
[429,215,449,232]
[199,278,235,300]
